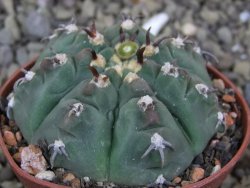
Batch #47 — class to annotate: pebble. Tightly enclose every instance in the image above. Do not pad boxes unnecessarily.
[62,0,76,9]
[16,47,29,65]
[172,176,182,184]
[15,131,22,142]
[3,130,17,146]
[23,10,51,38]
[211,159,221,175]
[4,15,21,41]
[222,94,236,103]
[233,62,250,80]
[0,164,15,182]
[190,167,205,182]
[181,22,197,36]
[244,83,250,105]
[239,11,250,23]
[71,178,81,188]
[7,64,19,79]
[20,145,48,175]
[27,42,44,52]
[52,5,75,20]
[0,180,23,188]
[200,8,220,24]
[35,170,55,181]
[63,172,76,183]
[224,113,235,127]
[213,79,225,91]
[1,0,15,15]
[0,28,14,45]
[81,0,96,18]
[217,26,233,44]
[12,152,21,163]
[0,45,13,66]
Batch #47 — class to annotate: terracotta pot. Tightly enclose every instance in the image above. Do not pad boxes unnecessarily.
[0,60,249,188]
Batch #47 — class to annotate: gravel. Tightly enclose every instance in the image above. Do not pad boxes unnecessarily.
[0,0,249,187]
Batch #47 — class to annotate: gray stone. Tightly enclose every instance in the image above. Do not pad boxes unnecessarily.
[196,27,208,42]
[7,64,19,79]
[23,10,51,39]
[1,0,14,15]
[233,61,250,80]
[244,83,250,105]
[0,28,14,45]
[144,0,162,14]
[217,26,233,44]
[0,164,15,182]
[200,8,220,25]
[16,47,29,65]
[104,2,120,15]
[0,180,23,188]
[62,0,76,8]
[0,45,13,66]
[27,42,44,52]
[52,5,75,20]
[81,0,95,18]
[4,15,21,41]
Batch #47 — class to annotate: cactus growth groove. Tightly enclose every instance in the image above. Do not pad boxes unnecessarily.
[7,18,222,186]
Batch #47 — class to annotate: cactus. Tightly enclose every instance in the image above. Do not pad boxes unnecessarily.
[7,18,222,186]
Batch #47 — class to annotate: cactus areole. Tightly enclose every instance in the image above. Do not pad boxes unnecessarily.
[8,20,222,186]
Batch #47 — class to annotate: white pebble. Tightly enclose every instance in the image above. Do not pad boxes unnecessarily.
[35,170,55,181]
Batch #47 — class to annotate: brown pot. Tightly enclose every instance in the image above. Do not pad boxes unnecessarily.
[0,60,249,188]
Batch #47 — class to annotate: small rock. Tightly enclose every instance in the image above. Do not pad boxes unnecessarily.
[172,176,182,184]
[239,11,250,23]
[81,0,95,18]
[211,159,221,175]
[196,27,207,42]
[0,180,23,188]
[233,62,250,80]
[143,0,162,13]
[0,164,15,181]
[3,130,17,146]
[15,131,23,142]
[0,28,14,45]
[181,22,197,36]
[1,0,14,15]
[181,180,191,186]
[244,83,250,105]
[16,47,29,65]
[190,167,205,182]
[52,5,75,20]
[63,172,76,183]
[62,0,76,8]
[222,94,236,103]
[231,43,244,53]
[0,45,13,66]
[12,152,21,163]
[224,113,235,127]
[71,178,81,188]
[213,79,225,91]
[20,145,48,175]
[4,15,21,41]
[35,170,55,181]
[7,64,19,78]
[200,8,220,24]
[23,10,51,39]
[27,42,45,52]
[217,26,232,44]
[104,2,120,15]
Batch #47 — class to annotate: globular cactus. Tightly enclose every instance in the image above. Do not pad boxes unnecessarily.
[7,17,222,186]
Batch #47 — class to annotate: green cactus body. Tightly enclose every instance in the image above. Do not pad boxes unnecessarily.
[10,20,221,186]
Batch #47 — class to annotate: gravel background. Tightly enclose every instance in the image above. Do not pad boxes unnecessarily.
[0,0,250,187]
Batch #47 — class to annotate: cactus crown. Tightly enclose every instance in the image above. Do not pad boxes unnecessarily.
[8,17,221,186]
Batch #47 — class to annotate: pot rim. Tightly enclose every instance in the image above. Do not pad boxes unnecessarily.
[0,60,249,188]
